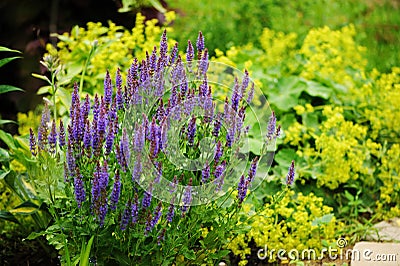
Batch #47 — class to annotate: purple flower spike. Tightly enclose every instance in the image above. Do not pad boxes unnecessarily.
[169,43,179,66]
[166,196,175,223]
[109,170,121,211]
[105,121,115,156]
[286,160,295,186]
[142,187,153,209]
[187,116,196,146]
[212,113,222,138]
[38,103,50,151]
[181,178,193,215]
[29,128,37,156]
[201,162,210,184]
[196,31,205,55]
[132,155,142,181]
[120,128,130,163]
[131,194,139,224]
[71,82,80,116]
[59,120,66,147]
[214,161,226,191]
[99,199,108,227]
[237,174,249,205]
[159,29,168,63]
[146,202,162,234]
[231,77,241,112]
[186,40,194,71]
[120,202,131,231]
[74,169,86,208]
[248,156,259,182]
[266,111,280,143]
[241,69,250,94]
[214,140,223,164]
[246,82,255,104]
[198,48,209,76]
[116,69,124,110]
[48,120,57,154]
[66,140,75,176]
[104,70,113,107]
[83,120,92,151]
[134,123,145,152]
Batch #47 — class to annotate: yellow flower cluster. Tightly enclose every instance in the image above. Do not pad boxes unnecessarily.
[45,12,176,94]
[300,25,367,86]
[227,191,340,264]
[17,110,41,136]
[259,28,298,69]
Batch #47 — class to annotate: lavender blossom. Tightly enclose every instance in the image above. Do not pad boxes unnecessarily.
[186,40,194,71]
[169,43,179,65]
[38,103,50,150]
[131,195,139,224]
[266,111,277,142]
[92,94,100,122]
[166,196,175,223]
[120,202,131,231]
[116,144,127,172]
[201,162,210,184]
[109,170,121,211]
[237,174,249,205]
[169,175,178,194]
[120,128,130,163]
[212,113,222,138]
[181,178,193,215]
[153,161,162,183]
[66,140,75,176]
[142,188,153,209]
[159,29,168,66]
[74,170,86,208]
[58,120,66,147]
[187,115,196,146]
[134,123,145,152]
[248,157,259,182]
[214,161,226,191]
[196,31,205,55]
[157,228,166,245]
[104,70,113,107]
[104,122,115,155]
[246,82,255,104]
[48,120,57,154]
[83,120,92,152]
[149,46,157,73]
[70,83,80,116]
[241,69,250,95]
[214,140,223,164]
[98,199,108,227]
[29,128,37,156]
[286,160,295,186]
[146,202,162,234]
[198,48,209,76]
[231,77,241,112]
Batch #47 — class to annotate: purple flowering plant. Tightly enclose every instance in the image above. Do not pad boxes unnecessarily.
[27,30,292,265]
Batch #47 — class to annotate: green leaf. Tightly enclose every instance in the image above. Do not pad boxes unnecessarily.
[31,73,51,84]
[0,210,20,224]
[311,213,334,226]
[274,148,298,166]
[36,85,51,95]
[0,170,10,180]
[209,249,231,259]
[0,56,21,68]
[80,236,95,266]
[305,80,332,99]
[0,46,22,53]
[25,231,46,240]
[0,130,17,150]
[10,201,39,215]
[0,119,17,125]
[182,247,196,260]
[267,76,306,111]
[0,85,24,94]
[0,147,10,161]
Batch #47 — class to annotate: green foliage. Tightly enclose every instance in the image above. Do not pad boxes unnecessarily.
[170,0,400,72]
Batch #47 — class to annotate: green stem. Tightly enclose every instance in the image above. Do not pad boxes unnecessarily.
[80,41,97,95]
